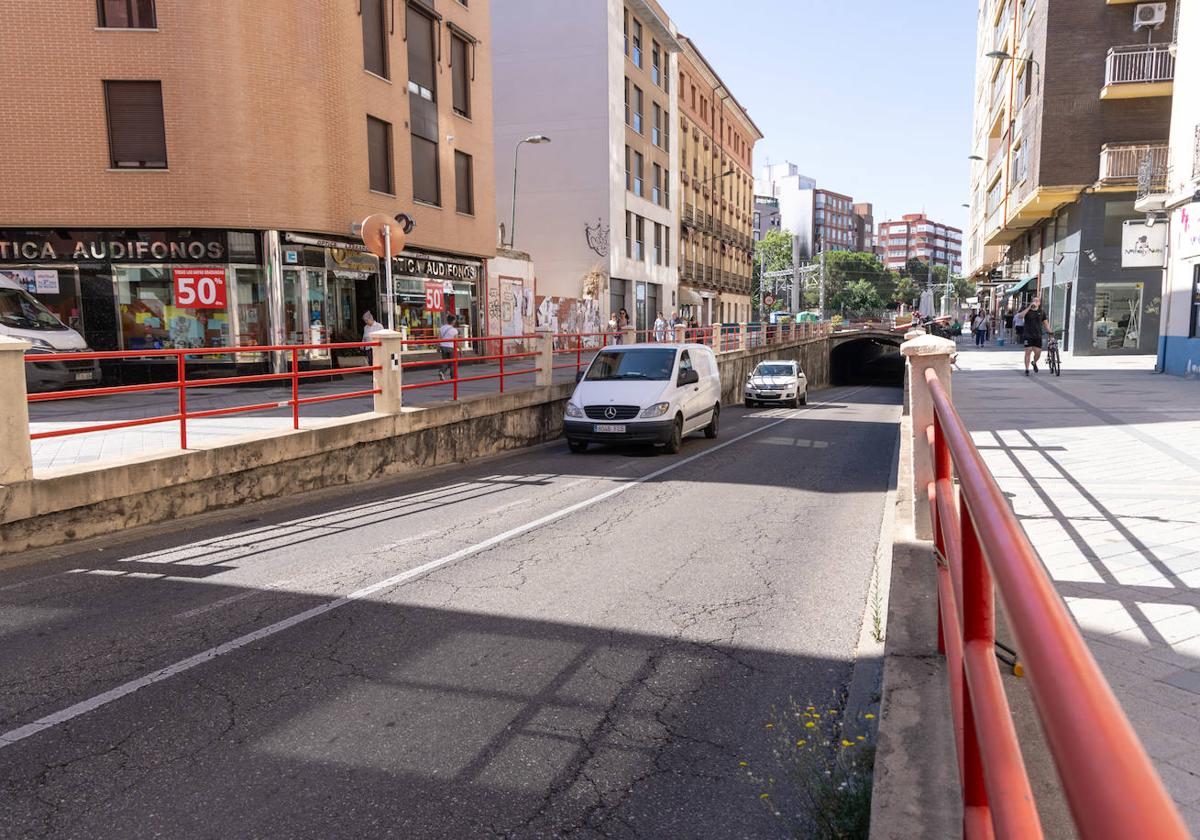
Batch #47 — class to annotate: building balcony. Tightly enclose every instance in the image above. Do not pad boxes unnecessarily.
[1099,142,1168,186]
[1102,44,1175,99]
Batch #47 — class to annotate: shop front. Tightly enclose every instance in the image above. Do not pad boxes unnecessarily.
[0,228,266,380]
[392,249,482,341]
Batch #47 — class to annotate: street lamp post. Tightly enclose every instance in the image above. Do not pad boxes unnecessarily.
[508,134,551,249]
[986,50,1041,92]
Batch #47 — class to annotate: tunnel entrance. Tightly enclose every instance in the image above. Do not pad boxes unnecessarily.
[830,338,904,387]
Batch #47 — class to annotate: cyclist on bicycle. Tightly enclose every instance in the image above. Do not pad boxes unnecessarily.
[1018,296,1051,376]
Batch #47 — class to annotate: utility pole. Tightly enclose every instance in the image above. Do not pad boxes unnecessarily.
[818,250,827,321]
[790,234,801,315]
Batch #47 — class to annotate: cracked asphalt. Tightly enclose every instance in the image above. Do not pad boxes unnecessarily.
[0,384,901,839]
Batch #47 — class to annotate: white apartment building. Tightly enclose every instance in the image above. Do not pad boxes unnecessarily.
[1155,0,1200,375]
[492,0,681,332]
[754,162,818,256]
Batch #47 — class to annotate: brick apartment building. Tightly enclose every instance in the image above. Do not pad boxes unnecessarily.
[965,0,1177,355]
[752,164,871,258]
[677,36,762,325]
[0,0,496,372]
[878,213,963,273]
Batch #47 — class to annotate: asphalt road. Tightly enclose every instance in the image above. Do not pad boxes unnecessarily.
[1,385,901,839]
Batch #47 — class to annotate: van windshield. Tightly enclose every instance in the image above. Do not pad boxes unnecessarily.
[0,287,67,331]
[755,364,794,377]
[585,348,676,381]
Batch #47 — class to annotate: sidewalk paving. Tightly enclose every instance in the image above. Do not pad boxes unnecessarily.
[952,343,1200,832]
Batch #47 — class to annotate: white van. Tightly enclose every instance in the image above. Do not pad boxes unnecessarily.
[0,276,100,392]
[563,343,722,454]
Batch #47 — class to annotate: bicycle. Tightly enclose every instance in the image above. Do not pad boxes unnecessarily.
[1046,332,1062,376]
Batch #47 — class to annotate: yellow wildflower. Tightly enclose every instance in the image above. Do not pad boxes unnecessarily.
[805,722,815,729]
[864,713,875,720]
[796,740,806,747]
[764,723,774,730]
[841,739,854,747]
[856,735,866,741]
[760,793,770,800]
[739,761,748,767]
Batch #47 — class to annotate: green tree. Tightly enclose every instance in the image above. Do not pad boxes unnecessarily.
[753,230,794,313]
[953,274,978,302]
[833,279,886,314]
[822,251,895,309]
[893,276,920,308]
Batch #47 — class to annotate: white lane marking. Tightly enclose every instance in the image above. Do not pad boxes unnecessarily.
[171,580,294,621]
[0,387,871,750]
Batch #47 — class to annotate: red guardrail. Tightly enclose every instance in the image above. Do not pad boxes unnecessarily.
[400,333,541,401]
[25,342,381,449]
[920,366,1190,839]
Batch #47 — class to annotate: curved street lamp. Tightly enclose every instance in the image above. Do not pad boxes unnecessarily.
[508,135,551,249]
[986,50,1041,92]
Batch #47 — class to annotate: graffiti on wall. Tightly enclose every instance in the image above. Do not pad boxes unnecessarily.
[537,296,604,348]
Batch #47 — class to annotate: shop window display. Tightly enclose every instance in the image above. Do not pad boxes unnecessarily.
[116,266,231,350]
[1092,282,1143,350]
[236,268,268,346]
[0,267,81,330]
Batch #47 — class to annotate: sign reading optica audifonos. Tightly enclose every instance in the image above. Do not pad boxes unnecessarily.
[172,267,228,308]
[0,229,245,263]
[394,251,480,281]
[1121,220,1167,268]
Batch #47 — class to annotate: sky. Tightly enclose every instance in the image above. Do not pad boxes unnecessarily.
[668,0,979,231]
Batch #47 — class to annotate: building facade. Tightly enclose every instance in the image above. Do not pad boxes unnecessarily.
[852,203,878,254]
[0,0,496,369]
[491,0,679,335]
[878,214,963,274]
[754,163,818,256]
[753,196,782,242]
[1153,0,1200,375]
[814,189,856,253]
[965,0,1177,355]
[676,37,762,326]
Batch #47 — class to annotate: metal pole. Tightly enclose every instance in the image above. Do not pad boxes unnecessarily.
[383,224,395,331]
[818,250,827,321]
[509,140,524,249]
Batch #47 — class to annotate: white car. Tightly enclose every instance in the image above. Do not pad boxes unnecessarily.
[744,360,807,408]
[1,276,100,393]
[564,343,722,454]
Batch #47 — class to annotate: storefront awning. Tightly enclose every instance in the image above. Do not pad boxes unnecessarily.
[1004,274,1037,296]
[678,287,703,305]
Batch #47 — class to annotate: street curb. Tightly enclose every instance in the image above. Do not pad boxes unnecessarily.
[844,420,900,728]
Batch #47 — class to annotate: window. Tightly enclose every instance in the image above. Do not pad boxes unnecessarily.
[455,150,473,214]
[664,225,670,266]
[624,77,630,126]
[98,0,155,28]
[623,8,629,55]
[654,223,663,265]
[406,4,436,100]
[652,103,661,146]
[652,164,662,205]
[634,152,644,197]
[361,0,388,78]
[104,80,167,168]
[625,145,632,191]
[633,85,643,134]
[625,212,632,258]
[635,216,645,261]
[367,115,394,194]
[412,135,440,205]
[652,41,661,85]
[632,18,642,67]
[663,168,670,209]
[451,33,471,117]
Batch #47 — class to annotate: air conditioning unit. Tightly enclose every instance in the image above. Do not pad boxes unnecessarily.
[1133,3,1166,31]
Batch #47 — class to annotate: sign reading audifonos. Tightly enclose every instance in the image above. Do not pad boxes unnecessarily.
[0,230,251,264]
[393,251,480,282]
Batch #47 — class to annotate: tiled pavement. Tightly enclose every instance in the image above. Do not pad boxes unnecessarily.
[27,353,597,472]
[953,344,1200,831]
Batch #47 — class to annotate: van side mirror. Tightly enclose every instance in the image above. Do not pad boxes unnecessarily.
[576,370,586,383]
[678,368,699,386]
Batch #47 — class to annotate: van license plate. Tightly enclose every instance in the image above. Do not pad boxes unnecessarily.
[74,371,95,381]
[593,424,626,433]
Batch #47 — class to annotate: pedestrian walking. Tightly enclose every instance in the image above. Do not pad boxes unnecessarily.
[362,311,386,364]
[973,311,988,347]
[1018,296,1050,376]
[618,308,630,342]
[653,311,667,342]
[607,313,619,344]
[438,315,459,381]
[1013,307,1026,343]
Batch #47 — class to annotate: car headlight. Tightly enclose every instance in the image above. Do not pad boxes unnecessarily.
[565,402,584,418]
[639,402,670,418]
[25,337,55,352]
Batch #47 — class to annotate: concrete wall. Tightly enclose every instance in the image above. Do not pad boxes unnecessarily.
[2,330,874,558]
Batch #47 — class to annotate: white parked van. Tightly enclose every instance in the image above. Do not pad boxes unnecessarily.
[0,276,100,392]
[563,343,722,454]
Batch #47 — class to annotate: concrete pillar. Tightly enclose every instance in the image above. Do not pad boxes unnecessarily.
[622,326,636,345]
[536,327,555,387]
[0,336,33,484]
[674,324,686,343]
[901,334,956,540]
[739,322,748,352]
[372,329,404,415]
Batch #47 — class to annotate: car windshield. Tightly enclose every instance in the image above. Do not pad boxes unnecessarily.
[0,288,67,331]
[585,348,676,381]
[755,364,794,377]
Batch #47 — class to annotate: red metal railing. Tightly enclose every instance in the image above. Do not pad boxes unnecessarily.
[551,332,616,376]
[400,334,541,401]
[25,342,381,449]
[921,366,1189,839]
